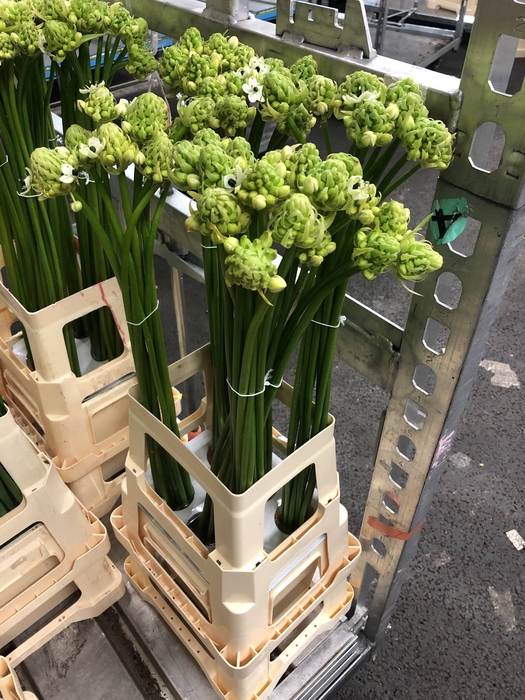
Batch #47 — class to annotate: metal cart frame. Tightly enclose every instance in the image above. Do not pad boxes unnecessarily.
[116,0,524,695]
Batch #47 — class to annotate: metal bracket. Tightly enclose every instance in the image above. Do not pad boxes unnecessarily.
[442,0,525,209]
[276,0,376,58]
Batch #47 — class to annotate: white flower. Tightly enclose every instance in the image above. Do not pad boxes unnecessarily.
[115,98,129,117]
[59,163,77,184]
[249,56,270,77]
[79,81,105,95]
[78,137,106,159]
[234,66,249,80]
[223,165,245,193]
[347,176,369,201]
[37,33,49,56]
[342,90,380,108]
[242,77,264,104]
[20,169,33,195]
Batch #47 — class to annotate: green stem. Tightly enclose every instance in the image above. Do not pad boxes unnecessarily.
[321,121,333,155]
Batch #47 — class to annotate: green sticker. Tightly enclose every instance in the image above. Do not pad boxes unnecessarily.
[430,197,469,245]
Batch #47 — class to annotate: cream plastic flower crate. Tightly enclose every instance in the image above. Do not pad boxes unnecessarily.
[0,408,124,666]
[111,344,361,700]
[0,256,135,516]
[0,657,37,700]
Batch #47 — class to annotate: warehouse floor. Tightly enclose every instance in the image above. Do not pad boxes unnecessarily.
[10,38,525,700]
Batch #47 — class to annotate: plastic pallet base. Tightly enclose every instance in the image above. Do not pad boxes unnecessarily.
[112,343,362,700]
[0,266,135,515]
[0,657,37,700]
[124,553,355,700]
[0,410,125,664]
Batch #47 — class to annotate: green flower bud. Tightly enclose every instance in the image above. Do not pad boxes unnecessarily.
[283,142,322,189]
[65,124,94,166]
[343,98,395,148]
[277,103,316,139]
[126,41,158,81]
[0,0,29,30]
[170,140,201,190]
[10,20,40,55]
[214,94,256,137]
[336,71,387,114]
[268,193,324,249]
[178,27,203,54]
[37,0,70,21]
[118,15,148,41]
[375,200,410,238]
[177,96,220,135]
[220,70,244,96]
[224,232,284,293]
[192,127,223,149]
[402,117,454,170]
[196,75,226,99]
[68,0,110,33]
[228,42,255,71]
[297,230,336,267]
[264,57,285,71]
[198,143,235,190]
[307,74,337,120]
[122,93,169,142]
[344,177,381,224]
[159,43,187,89]
[327,152,363,178]
[39,20,82,61]
[77,81,128,123]
[96,122,139,174]
[203,32,230,57]
[29,146,79,199]
[299,159,349,214]
[226,136,256,167]
[395,227,443,281]
[136,133,173,182]
[0,31,18,60]
[186,187,250,237]
[182,50,221,95]
[387,78,429,135]
[238,158,291,210]
[107,2,132,37]
[352,228,400,280]
[289,54,318,83]
[261,70,306,123]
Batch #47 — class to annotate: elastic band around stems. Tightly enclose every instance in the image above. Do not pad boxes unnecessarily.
[127,299,160,326]
[0,155,8,167]
[311,315,346,329]
[201,243,218,249]
[227,370,283,398]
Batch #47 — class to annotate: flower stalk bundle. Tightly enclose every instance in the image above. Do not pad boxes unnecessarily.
[0,0,158,371]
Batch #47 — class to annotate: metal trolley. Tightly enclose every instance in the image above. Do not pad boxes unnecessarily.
[19,0,525,697]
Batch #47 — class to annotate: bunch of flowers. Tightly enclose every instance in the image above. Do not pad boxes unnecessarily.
[17,28,454,540]
[0,0,158,373]
[23,88,195,509]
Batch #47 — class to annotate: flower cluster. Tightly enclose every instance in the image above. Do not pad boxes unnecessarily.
[352,207,442,282]
[0,0,157,80]
[336,71,454,168]
[182,138,443,285]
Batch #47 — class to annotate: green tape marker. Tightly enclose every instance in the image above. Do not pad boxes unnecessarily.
[430,197,469,245]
